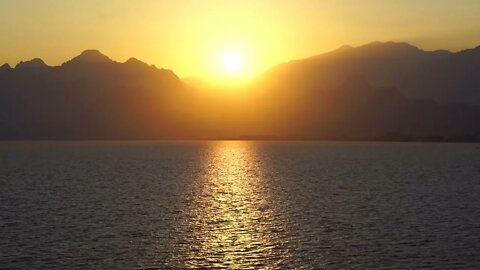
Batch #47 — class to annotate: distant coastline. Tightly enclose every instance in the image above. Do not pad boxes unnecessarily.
[2,134,480,143]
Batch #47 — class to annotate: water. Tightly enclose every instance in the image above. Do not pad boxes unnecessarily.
[1,141,479,269]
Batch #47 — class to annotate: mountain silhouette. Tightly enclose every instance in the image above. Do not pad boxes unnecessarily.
[1,45,480,140]
[259,41,480,105]
[0,50,190,139]
[63,49,113,65]
[15,58,48,69]
[0,63,11,71]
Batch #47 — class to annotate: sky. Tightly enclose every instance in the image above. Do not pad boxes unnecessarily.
[1,0,480,80]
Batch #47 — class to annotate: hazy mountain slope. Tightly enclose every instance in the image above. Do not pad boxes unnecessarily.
[1,47,479,140]
[0,50,190,139]
[249,75,480,139]
[258,42,480,104]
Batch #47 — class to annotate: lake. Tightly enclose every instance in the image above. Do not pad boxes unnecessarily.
[1,141,479,269]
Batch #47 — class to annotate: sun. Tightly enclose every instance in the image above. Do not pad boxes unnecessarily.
[222,52,244,72]
[206,44,255,83]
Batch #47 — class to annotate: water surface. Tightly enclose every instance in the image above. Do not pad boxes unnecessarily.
[1,141,479,269]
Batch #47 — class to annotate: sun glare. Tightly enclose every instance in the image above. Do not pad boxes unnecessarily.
[203,41,257,83]
[222,52,244,72]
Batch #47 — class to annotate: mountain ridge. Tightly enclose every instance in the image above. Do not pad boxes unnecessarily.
[259,41,480,105]
[1,43,480,140]
[15,58,48,69]
[1,50,158,71]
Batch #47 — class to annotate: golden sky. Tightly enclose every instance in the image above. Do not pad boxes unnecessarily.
[1,0,480,80]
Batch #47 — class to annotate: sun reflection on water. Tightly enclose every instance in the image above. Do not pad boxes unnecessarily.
[169,141,290,269]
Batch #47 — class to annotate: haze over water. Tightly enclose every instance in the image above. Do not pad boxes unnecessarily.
[1,141,479,269]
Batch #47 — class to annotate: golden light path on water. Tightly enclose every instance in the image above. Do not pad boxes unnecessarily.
[169,141,292,268]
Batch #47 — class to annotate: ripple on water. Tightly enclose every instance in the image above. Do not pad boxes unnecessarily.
[1,141,480,269]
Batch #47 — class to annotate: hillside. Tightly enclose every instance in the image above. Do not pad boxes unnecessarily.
[1,45,480,140]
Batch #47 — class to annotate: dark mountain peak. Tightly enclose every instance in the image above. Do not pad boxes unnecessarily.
[431,49,453,57]
[296,42,423,64]
[0,63,12,71]
[77,49,111,61]
[15,58,48,69]
[359,41,421,53]
[63,49,113,65]
[125,57,148,67]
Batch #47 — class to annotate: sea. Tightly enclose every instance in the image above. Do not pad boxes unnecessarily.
[1,141,479,269]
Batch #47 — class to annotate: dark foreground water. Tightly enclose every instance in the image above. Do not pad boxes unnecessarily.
[1,141,479,269]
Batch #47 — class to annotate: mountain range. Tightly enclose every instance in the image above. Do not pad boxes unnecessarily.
[1,42,479,140]
[0,50,190,139]
[258,42,480,105]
